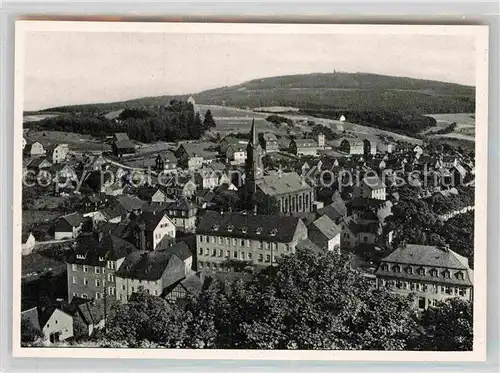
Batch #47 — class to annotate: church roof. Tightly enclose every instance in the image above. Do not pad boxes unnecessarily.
[257,172,312,196]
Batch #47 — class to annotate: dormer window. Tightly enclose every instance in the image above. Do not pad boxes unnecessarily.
[76,254,86,260]
[213,224,220,231]
[381,264,389,271]
[417,267,425,276]
[99,256,105,262]
[443,270,451,279]
[392,265,401,273]
[255,227,263,235]
[241,227,247,234]
[456,271,464,280]
[430,269,438,277]
[270,228,277,236]
[227,224,234,232]
[405,266,413,275]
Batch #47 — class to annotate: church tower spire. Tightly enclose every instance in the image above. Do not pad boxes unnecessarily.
[244,118,263,210]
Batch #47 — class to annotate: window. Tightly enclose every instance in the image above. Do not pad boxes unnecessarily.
[107,261,116,270]
[72,276,77,284]
[218,237,222,244]
[258,254,263,262]
[211,236,215,244]
[430,269,438,277]
[285,244,290,252]
[108,287,116,296]
[225,238,230,245]
[240,252,245,260]
[199,236,203,243]
[265,254,270,263]
[381,264,389,271]
[226,250,230,258]
[417,267,425,276]
[233,251,238,258]
[405,266,413,275]
[459,288,466,296]
[205,236,209,243]
[392,265,401,273]
[443,270,451,279]
[248,252,252,260]
[95,279,101,287]
[212,249,216,257]
[432,284,438,294]
[240,239,245,247]
[246,240,250,247]
[82,293,88,299]
[219,249,223,257]
[108,274,115,282]
[198,247,203,255]
[205,248,210,256]
[265,242,270,250]
[83,277,89,285]
[418,297,426,309]
[83,265,88,273]
[199,261,204,268]
[95,292,102,299]
[456,272,464,280]
[122,284,126,290]
[72,264,78,271]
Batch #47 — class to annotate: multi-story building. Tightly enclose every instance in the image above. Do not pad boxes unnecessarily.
[339,139,364,155]
[126,211,176,251]
[155,151,178,174]
[353,176,387,200]
[375,244,474,310]
[46,144,69,164]
[195,211,308,272]
[65,233,138,302]
[23,141,45,158]
[144,198,197,232]
[115,241,193,303]
[259,133,280,154]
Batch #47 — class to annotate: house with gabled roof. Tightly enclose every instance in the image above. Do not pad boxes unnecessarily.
[21,306,73,344]
[307,215,341,253]
[54,212,84,240]
[126,210,176,251]
[24,141,45,158]
[46,144,69,164]
[375,243,473,310]
[115,242,193,303]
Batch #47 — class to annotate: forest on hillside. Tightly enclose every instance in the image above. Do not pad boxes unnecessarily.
[25,101,215,143]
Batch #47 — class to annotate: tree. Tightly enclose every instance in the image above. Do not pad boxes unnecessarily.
[187,249,416,350]
[106,288,190,347]
[203,110,216,128]
[255,194,280,215]
[409,298,473,351]
[21,316,43,344]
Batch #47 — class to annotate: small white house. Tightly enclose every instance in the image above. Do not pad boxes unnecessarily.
[21,232,36,255]
[21,307,74,344]
[339,115,346,122]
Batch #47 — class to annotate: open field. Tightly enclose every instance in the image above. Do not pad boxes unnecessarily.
[197,104,423,145]
[423,113,475,142]
[197,104,288,136]
[22,210,60,228]
[23,114,59,123]
[25,130,111,152]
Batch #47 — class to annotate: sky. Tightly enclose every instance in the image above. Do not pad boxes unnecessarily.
[23,31,476,111]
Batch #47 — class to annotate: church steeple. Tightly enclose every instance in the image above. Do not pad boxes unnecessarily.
[244,118,263,210]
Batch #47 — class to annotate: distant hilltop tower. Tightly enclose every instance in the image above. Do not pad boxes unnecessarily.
[187,95,196,106]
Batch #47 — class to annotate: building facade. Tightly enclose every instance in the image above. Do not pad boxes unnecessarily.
[195,211,308,272]
[375,244,473,310]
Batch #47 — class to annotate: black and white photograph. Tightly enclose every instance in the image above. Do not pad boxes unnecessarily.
[13,22,488,360]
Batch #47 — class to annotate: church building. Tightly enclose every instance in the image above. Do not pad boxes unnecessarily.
[243,120,315,214]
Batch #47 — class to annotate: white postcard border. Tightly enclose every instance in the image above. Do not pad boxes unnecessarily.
[12,21,489,361]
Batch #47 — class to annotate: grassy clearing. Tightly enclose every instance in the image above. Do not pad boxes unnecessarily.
[25,130,110,152]
[424,113,475,141]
